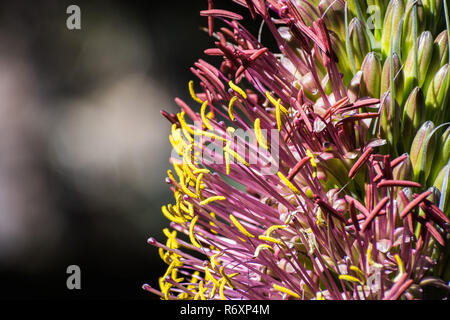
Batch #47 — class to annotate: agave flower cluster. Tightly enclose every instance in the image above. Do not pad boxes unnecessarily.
[144,0,450,300]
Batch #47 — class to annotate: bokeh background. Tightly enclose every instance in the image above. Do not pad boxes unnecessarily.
[0,0,254,299]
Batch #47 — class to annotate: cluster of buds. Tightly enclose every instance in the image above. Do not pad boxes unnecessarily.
[144,0,450,299]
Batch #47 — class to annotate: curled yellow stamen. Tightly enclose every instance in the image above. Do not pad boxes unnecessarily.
[219,266,238,289]
[272,284,300,299]
[200,101,214,131]
[254,118,269,150]
[224,145,250,167]
[162,205,186,224]
[219,278,227,300]
[225,141,231,175]
[205,266,220,286]
[338,274,364,285]
[229,214,255,238]
[211,252,223,269]
[200,195,226,206]
[265,91,288,113]
[179,174,198,199]
[228,80,247,99]
[264,224,288,236]
[196,173,204,198]
[350,266,366,283]
[228,96,238,121]
[189,80,204,104]
[277,171,301,195]
[189,215,202,248]
[367,243,383,268]
[258,235,284,246]
[253,244,274,257]
[306,149,317,178]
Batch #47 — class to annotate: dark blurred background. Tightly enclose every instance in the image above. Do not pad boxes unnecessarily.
[0,0,252,299]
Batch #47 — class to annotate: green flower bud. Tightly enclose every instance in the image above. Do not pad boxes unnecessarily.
[430,127,450,182]
[295,0,320,26]
[380,52,404,103]
[381,0,405,58]
[410,120,435,183]
[360,52,381,98]
[319,0,345,39]
[423,30,449,93]
[349,18,371,69]
[433,162,450,214]
[347,71,363,102]
[403,31,434,96]
[425,64,449,120]
[402,87,425,149]
[393,153,413,181]
[402,0,425,54]
[379,91,401,153]
[422,0,445,34]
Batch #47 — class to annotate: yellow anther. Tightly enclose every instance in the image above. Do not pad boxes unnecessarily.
[198,281,207,300]
[316,292,326,300]
[367,243,383,268]
[167,169,176,183]
[264,224,288,236]
[229,214,255,238]
[200,100,214,131]
[193,168,210,174]
[277,171,301,195]
[200,195,226,206]
[258,235,284,246]
[179,174,198,199]
[316,208,325,226]
[225,141,231,175]
[211,252,223,269]
[228,80,247,99]
[350,266,366,283]
[272,284,300,299]
[205,266,220,286]
[158,247,166,261]
[224,145,250,167]
[173,162,184,180]
[219,278,227,300]
[196,173,204,198]
[177,112,194,141]
[306,149,317,178]
[188,80,204,104]
[254,118,269,150]
[275,98,282,131]
[209,212,218,234]
[395,254,405,274]
[209,282,218,299]
[162,205,186,224]
[189,215,202,248]
[265,91,288,113]
[338,274,364,285]
[226,126,235,136]
[228,96,238,121]
[219,266,238,289]
[253,244,274,257]
[169,135,183,156]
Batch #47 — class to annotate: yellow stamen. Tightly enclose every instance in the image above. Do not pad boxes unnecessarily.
[200,101,214,131]
[219,266,238,289]
[177,112,194,140]
[228,80,247,99]
[198,281,207,300]
[367,243,383,268]
[225,141,231,175]
[224,145,250,167]
[275,98,282,131]
[350,266,366,283]
[205,266,220,286]
[228,96,238,121]
[209,282,218,299]
[316,292,326,300]
[211,252,223,269]
[265,91,288,113]
[229,214,255,238]
[253,244,274,257]
[258,235,284,246]
[277,171,301,195]
[209,212,218,234]
[219,278,227,300]
[306,149,317,178]
[264,224,287,236]
[162,205,186,224]
[193,168,210,174]
[272,284,300,299]
[188,80,204,104]
[254,118,269,150]
[196,173,204,198]
[338,274,364,285]
[189,215,202,248]
[179,174,198,199]
[200,195,226,206]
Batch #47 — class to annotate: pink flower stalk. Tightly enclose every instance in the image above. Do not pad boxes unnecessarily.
[144,0,450,300]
